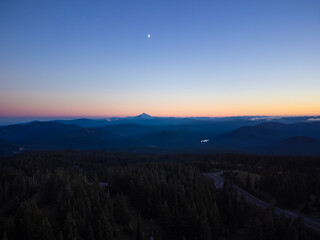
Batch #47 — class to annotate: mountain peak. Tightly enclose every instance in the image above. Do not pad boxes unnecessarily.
[134,113,152,119]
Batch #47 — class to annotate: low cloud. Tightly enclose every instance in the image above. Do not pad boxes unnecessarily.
[250,117,281,121]
[307,118,320,122]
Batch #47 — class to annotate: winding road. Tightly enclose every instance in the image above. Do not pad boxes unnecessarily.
[203,172,320,233]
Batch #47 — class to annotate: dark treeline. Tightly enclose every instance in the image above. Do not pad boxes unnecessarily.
[0,150,319,240]
[220,154,320,214]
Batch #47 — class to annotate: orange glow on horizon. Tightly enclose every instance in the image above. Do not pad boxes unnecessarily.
[1,90,319,118]
[1,106,319,118]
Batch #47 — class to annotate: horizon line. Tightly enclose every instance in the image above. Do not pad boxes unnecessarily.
[0,113,320,119]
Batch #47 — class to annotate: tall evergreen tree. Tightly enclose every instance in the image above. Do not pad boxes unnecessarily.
[136,216,143,240]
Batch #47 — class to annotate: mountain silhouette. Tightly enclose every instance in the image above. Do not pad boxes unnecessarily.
[268,136,320,155]
[1,117,320,157]
[133,113,152,119]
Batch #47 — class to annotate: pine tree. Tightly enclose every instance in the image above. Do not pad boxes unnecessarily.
[63,213,78,240]
[40,218,55,240]
[2,232,7,240]
[197,217,212,240]
[87,224,94,240]
[136,216,143,240]
[97,213,113,240]
[113,194,131,225]
[57,232,64,240]
[246,174,251,191]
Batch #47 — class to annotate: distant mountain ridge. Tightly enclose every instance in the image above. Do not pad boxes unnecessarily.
[211,121,320,155]
[133,113,152,119]
[0,114,320,157]
[268,136,320,156]
[46,114,320,128]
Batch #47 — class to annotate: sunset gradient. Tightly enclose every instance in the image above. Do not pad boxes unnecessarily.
[1,0,320,119]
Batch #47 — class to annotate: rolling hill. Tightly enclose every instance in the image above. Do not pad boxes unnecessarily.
[0,115,320,157]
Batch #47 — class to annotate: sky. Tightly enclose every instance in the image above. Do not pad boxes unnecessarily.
[0,0,320,121]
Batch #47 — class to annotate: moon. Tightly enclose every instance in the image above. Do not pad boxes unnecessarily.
[147,34,151,38]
